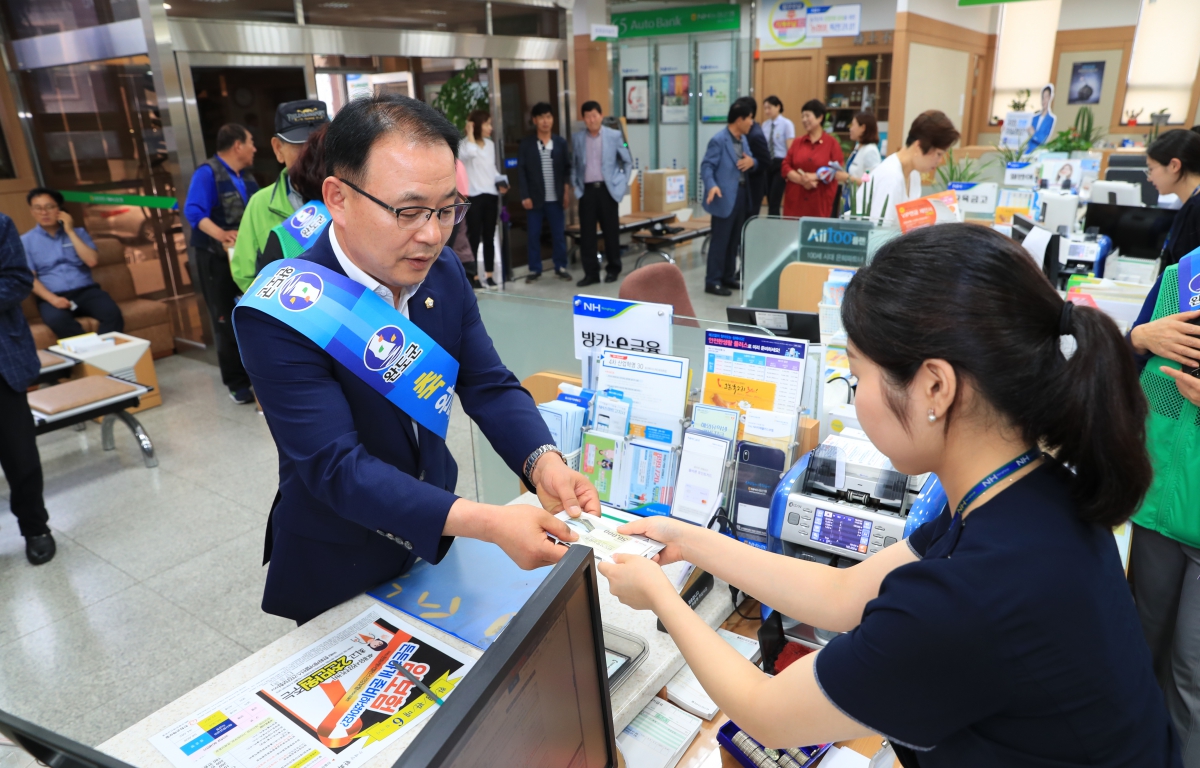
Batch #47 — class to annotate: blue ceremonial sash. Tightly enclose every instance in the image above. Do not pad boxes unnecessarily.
[236,259,459,439]
[280,201,332,252]
[1180,247,1200,314]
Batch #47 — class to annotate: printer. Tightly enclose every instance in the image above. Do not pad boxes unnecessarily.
[765,426,946,649]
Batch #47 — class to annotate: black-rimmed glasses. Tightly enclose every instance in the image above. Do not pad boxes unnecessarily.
[339,178,471,230]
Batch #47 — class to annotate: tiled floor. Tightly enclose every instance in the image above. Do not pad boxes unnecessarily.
[0,234,713,749]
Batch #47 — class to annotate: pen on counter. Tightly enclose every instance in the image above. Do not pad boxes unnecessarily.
[390,661,445,706]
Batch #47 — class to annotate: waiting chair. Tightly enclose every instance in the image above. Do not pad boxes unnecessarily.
[619,261,699,327]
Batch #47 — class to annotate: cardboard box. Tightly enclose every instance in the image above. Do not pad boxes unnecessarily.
[642,169,689,212]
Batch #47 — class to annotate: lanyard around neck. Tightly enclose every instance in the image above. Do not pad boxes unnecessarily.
[951,447,1041,525]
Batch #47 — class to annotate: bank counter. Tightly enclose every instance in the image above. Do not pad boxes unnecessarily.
[78,506,882,768]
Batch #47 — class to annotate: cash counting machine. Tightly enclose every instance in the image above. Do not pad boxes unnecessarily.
[764,426,947,649]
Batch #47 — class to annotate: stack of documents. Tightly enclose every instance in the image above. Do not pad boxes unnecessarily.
[666,629,761,720]
[538,399,587,454]
[617,697,703,768]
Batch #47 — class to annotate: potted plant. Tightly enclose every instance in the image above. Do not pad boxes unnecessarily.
[1125,108,1143,126]
[1010,89,1032,113]
[936,148,994,189]
[430,59,490,134]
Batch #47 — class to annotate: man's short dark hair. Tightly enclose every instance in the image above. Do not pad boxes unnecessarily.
[581,101,602,116]
[27,187,63,207]
[215,124,250,152]
[905,110,960,153]
[324,94,460,183]
[801,99,826,120]
[734,96,757,119]
[727,101,754,124]
[531,102,553,119]
[764,95,783,112]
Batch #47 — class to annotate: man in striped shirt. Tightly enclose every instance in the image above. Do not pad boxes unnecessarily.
[518,102,572,283]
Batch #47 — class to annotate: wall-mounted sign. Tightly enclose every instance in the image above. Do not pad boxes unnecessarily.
[612,4,740,39]
[660,74,690,124]
[591,23,619,41]
[624,77,649,123]
[758,0,821,51]
[806,4,861,37]
[1068,61,1104,105]
[701,72,731,123]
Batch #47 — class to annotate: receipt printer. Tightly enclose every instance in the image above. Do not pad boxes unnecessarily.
[764,426,946,649]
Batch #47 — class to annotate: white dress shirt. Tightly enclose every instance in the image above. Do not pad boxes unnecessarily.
[763,115,796,160]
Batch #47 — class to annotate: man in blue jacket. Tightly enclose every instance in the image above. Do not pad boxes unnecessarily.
[234,95,598,625]
[701,101,757,297]
[0,212,55,565]
[571,101,632,287]
[518,103,572,283]
[185,123,259,404]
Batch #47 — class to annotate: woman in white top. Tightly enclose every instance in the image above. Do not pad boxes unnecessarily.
[460,109,508,286]
[856,109,960,225]
[836,111,882,213]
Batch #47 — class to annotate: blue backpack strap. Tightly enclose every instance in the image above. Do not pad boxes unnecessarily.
[235,259,459,439]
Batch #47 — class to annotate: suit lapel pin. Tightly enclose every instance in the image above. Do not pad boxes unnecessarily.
[424,297,434,309]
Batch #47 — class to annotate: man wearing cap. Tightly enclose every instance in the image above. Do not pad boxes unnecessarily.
[232,100,330,294]
[184,123,258,404]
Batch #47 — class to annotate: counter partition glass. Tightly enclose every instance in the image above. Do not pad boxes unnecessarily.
[467,291,771,505]
[740,216,899,309]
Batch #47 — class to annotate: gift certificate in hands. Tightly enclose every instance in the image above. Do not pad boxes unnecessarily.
[549,511,665,563]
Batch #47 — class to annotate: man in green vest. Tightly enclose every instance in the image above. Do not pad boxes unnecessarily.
[232,100,330,293]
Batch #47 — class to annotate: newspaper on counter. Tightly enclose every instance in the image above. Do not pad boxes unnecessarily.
[150,608,474,768]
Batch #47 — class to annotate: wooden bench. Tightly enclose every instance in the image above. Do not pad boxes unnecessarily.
[27,375,158,468]
[564,211,679,264]
[630,216,713,266]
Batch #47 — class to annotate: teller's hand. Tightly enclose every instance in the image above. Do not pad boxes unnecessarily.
[616,515,691,566]
[598,553,676,612]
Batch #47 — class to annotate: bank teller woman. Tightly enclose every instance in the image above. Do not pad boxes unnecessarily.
[601,224,1180,767]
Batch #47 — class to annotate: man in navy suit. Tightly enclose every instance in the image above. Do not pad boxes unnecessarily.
[235,95,599,625]
[0,212,55,565]
[701,101,757,297]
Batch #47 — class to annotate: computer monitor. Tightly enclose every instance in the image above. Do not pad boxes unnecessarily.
[1083,203,1177,260]
[0,709,136,768]
[398,546,618,768]
[1090,180,1143,207]
[1103,168,1158,206]
[725,306,822,343]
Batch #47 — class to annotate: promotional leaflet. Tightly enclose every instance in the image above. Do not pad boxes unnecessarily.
[596,348,690,445]
[550,511,665,563]
[625,439,678,509]
[689,404,740,448]
[149,609,473,768]
[894,190,959,234]
[582,431,626,506]
[537,399,586,454]
[701,331,807,442]
[594,391,633,436]
[671,430,731,526]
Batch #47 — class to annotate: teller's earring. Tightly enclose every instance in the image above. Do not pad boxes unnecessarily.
[927,409,937,423]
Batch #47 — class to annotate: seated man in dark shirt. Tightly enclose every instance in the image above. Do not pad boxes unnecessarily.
[20,188,123,340]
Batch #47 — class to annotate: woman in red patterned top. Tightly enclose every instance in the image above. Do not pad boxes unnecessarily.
[782,99,844,218]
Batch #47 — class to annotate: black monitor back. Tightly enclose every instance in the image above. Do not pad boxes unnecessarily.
[1083,203,1176,260]
[0,710,137,768]
[725,306,822,343]
[396,546,617,768]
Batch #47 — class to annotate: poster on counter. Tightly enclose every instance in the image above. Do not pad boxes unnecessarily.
[999,111,1034,150]
[660,74,690,123]
[573,294,673,359]
[624,77,649,123]
[1068,61,1104,105]
[758,0,822,51]
[149,609,474,768]
[700,72,732,123]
